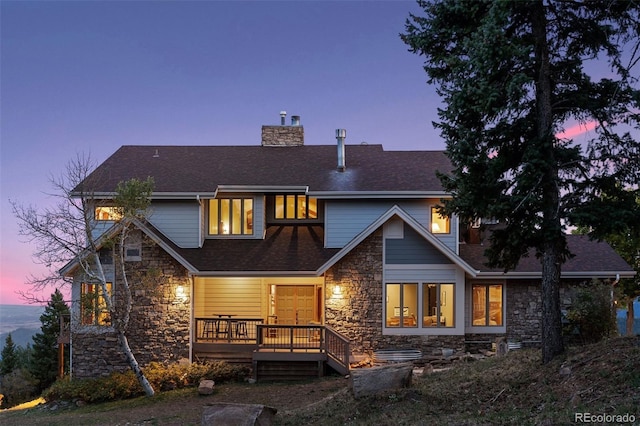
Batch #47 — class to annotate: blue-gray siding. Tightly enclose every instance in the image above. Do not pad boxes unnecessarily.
[386,224,452,264]
[149,201,201,248]
[325,200,457,250]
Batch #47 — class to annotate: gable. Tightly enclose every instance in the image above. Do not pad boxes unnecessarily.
[386,223,452,264]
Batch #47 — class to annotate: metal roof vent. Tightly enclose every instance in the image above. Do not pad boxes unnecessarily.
[291,115,301,126]
[280,110,287,125]
[153,149,160,158]
[336,129,346,172]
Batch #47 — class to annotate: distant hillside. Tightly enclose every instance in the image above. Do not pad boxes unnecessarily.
[0,304,43,350]
[0,327,39,350]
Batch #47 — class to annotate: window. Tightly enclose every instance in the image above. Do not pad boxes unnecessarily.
[385,283,418,328]
[208,198,253,235]
[385,282,455,330]
[124,231,141,261]
[431,207,450,233]
[472,284,503,326]
[274,195,317,220]
[81,282,112,326]
[422,283,454,327]
[95,206,122,221]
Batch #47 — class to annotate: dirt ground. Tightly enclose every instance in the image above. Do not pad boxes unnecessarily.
[0,375,349,426]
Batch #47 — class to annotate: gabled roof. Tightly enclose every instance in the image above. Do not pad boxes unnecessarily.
[318,205,479,276]
[459,235,636,279]
[77,145,452,196]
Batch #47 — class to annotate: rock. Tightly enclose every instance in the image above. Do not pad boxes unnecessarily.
[349,362,413,399]
[202,403,277,426]
[421,364,434,376]
[496,337,508,357]
[559,365,571,376]
[198,379,215,395]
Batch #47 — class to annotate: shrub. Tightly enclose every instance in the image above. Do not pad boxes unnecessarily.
[0,368,39,408]
[43,360,249,403]
[564,280,617,344]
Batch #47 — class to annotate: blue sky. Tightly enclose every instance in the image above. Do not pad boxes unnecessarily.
[1,0,446,304]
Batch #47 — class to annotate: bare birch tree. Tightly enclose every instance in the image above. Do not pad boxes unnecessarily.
[12,153,156,396]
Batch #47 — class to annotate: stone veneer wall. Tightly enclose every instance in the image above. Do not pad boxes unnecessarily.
[466,279,583,351]
[324,230,465,358]
[261,125,304,146]
[71,236,191,379]
[505,279,581,344]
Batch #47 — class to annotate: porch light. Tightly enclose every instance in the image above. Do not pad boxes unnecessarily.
[174,285,188,304]
[332,285,343,297]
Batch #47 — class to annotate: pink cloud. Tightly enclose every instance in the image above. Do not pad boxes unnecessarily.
[556,121,598,139]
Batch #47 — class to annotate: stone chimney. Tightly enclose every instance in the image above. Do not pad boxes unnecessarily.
[261,112,304,146]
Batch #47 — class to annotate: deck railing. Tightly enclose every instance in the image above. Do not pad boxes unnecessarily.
[325,326,350,374]
[195,317,264,343]
[255,324,324,351]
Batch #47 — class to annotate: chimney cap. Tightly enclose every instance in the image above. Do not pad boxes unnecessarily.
[336,129,346,138]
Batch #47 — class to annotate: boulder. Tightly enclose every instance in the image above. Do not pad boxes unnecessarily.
[198,379,215,395]
[202,403,277,426]
[349,362,413,398]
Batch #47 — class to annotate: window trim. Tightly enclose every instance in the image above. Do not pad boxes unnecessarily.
[95,206,122,222]
[80,281,112,327]
[384,281,456,334]
[471,282,504,327]
[431,206,451,234]
[273,194,318,221]
[208,197,254,236]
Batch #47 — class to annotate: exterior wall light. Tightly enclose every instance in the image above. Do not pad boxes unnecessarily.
[174,284,189,304]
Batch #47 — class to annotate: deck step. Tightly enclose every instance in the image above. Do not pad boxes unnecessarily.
[255,361,322,381]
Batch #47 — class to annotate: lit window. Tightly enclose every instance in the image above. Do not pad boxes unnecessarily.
[274,195,317,220]
[422,283,454,327]
[431,207,450,233]
[385,283,418,328]
[472,284,503,326]
[95,207,122,221]
[209,198,253,235]
[81,282,112,326]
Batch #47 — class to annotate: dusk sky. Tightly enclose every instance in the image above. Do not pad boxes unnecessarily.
[1,0,446,305]
[0,1,621,306]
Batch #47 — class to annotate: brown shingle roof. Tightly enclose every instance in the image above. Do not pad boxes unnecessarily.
[459,235,634,275]
[80,145,452,194]
[146,223,339,273]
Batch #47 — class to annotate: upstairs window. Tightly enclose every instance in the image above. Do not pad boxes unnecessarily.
[209,198,253,235]
[81,282,112,326]
[95,206,122,221]
[431,207,450,234]
[274,195,317,220]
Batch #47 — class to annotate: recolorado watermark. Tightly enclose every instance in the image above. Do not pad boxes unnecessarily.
[575,412,636,423]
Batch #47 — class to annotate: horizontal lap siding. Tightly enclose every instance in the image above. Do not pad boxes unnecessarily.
[386,224,453,264]
[326,200,456,251]
[149,202,201,248]
[194,277,262,318]
[385,268,457,282]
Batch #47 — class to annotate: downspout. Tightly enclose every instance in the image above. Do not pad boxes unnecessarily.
[611,273,620,316]
[196,195,204,248]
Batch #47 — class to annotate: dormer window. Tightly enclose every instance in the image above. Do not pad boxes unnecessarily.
[275,195,317,220]
[431,207,450,234]
[95,206,122,221]
[208,198,253,235]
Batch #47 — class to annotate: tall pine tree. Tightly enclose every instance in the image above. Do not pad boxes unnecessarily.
[30,289,70,391]
[0,334,18,375]
[403,0,640,362]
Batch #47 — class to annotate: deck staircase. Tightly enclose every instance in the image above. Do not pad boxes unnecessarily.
[192,320,350,381]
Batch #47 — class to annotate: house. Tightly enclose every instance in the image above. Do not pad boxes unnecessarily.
[63,113,635,379]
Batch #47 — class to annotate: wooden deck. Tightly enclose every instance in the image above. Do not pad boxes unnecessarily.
[193,320,350,380]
